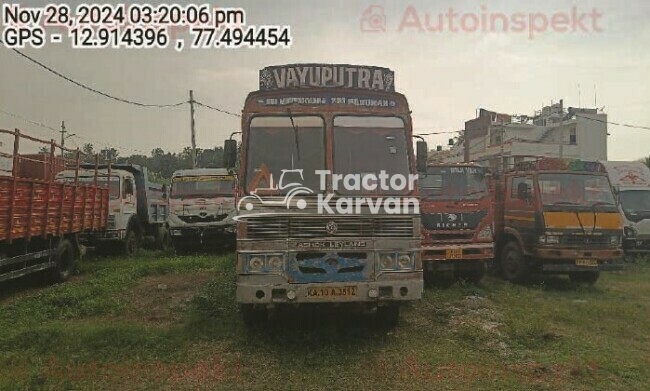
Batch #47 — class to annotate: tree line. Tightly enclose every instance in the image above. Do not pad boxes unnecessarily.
[42,143,225,184]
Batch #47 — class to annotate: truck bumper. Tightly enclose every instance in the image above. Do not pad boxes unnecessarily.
[623,238,650,254]
[80,230,126,244]
[535,247,623,261]
[169,226,235,246]
[422,242,493,263]
[540,262,623,272]
[535,247,624,272]
[236,273,423,305]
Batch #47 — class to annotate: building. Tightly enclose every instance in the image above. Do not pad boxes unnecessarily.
[447,100,608,170]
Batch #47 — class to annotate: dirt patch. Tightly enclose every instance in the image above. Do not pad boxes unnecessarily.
[124,272,214,326]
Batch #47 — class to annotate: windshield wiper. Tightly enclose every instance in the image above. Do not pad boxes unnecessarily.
[551,201,579,205]
[287,108,301,162]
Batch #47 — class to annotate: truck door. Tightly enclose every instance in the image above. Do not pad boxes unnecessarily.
[122,176,137,217]
[506,175,537,250]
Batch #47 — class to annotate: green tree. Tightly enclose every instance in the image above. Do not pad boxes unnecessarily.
[640,155,650,169]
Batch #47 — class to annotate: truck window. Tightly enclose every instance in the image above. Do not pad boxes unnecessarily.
[333,116,409,195]
[538,174,614,206]
[511,177,533,200]
[171,176,234,199]
[123,178,134,198]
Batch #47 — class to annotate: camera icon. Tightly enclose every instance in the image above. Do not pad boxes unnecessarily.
[360,5,386,32]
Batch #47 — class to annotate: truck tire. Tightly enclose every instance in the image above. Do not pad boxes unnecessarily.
[157,226,173,252]
[376,304,400,328]
[123,229,140,257]
[501,241,529,283]
[50,239,75,283]
[569,271,600,285]
[241,304,268,327]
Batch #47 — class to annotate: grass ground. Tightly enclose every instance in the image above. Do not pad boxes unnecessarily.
[0,252,648,390]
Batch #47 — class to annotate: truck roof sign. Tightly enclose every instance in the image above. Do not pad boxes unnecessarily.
[259,64,395,92]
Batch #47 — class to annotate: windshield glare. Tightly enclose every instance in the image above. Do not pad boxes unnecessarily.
[618,190,650,213]
[333,116,409,195]
[420,166,487,200]
[246,116,325,194]
[67,176,120,200]
[171,176,234,199]
[539,173,615,206]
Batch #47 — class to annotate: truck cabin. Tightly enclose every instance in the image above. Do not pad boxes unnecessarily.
[170,169,235,200]
[56,169,133,202]
[419,164,489,201]
[502,159,622,250]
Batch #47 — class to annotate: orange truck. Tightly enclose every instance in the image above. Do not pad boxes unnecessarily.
[0,129,108,283]
[494,158,623,284]
[419,163,494,283]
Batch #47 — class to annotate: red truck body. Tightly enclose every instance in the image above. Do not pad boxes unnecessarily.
[419,163,495,282]
[0,129,108,283]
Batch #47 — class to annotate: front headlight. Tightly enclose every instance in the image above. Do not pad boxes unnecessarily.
[248,256,265,272]
[267,255,284,271]
[477,225,492,240]
[539,235,559,244]
[246,254,285,273]
[609,236,621,246]
[397,254,413,269]
[379,252,413,271]
[379,254,395,270]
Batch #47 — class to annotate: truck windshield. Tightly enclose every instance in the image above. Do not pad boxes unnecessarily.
[74,176,120,200]
[538,173,615,206]
[333,116,410,195]
[420,166,487,200]
[618,190,650,213]
[171,176,234,199]
[246,116,325,194]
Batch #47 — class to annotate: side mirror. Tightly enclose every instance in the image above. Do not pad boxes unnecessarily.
[124,179,134,196]
[224,139,237,169]
[416,141,428,173]
[162,184,168,199]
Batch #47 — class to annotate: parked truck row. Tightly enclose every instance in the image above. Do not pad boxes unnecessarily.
[2,64,648,329]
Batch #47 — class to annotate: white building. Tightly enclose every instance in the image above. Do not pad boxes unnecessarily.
[449,100,608,170]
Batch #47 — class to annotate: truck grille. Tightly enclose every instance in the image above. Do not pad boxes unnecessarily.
[246,216,414,239]
[561,235,610,248]
[178,214,229,223]
[107,214,116,230]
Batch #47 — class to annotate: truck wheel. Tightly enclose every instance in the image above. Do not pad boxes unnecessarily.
[157,227,173,252]
[376,304,400,328]
[50,239,75,283]
[123,230,140,257]
[569,271,600,285]
[501,241,529,283]
[241,305,268,327]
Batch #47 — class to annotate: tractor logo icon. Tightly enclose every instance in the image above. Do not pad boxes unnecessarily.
[238,169,314,211]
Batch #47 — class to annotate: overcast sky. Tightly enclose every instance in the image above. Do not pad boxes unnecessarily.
[1,0,649,160]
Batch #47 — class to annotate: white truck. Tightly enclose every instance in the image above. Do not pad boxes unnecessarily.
[56,164,171,255]
[167,168,236,253]
[600,161,650,254]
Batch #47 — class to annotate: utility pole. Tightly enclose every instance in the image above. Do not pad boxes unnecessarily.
[59,121,75,157]
[189,90,197,168]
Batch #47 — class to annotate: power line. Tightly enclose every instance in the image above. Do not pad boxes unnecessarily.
[0,106,149,155]
[1,38,187,108]
[414,130,460,136]
[0,107,59,134]
[575,114,650,131]
[194,100,241,117]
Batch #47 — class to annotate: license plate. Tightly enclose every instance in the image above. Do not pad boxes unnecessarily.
[307,286,358,298]
[446,248,463,259]
[576,259,598,267]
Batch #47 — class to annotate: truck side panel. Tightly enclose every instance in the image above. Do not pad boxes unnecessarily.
[0,176,108,242]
